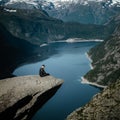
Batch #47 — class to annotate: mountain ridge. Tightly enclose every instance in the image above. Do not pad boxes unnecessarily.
[0,6,114,46]
[1,0,120,24]
[83,14,120,86]
[44,0,120,24]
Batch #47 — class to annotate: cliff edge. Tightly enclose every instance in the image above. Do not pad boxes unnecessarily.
[83,16,120,86]
[67,80,120,120]
[0,75,63,120]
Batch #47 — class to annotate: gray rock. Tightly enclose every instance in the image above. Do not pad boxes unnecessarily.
[84,16,120,86]
[0,75,64,120]
[66,80,120,120]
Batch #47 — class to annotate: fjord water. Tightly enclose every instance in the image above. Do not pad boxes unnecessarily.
[13,42,101,120]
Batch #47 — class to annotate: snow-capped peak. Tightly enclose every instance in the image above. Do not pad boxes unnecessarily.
[4,0,120,4]
[5,0,38,6]
[113,0,120,2]
[3,0,120,9]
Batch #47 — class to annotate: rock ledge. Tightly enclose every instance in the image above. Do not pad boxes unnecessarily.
[0,75,63,120]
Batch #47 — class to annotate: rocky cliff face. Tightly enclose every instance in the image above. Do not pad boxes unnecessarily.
[84,15,120,86]
[0,6,64,45]
[1,6,116,45]
[2,0,120,25]
[0,6,112,45]
[0,75,63,120]
[66,13,120,120]
[41,0,120,25]
[67,80,120,120]
[0,23,37,79]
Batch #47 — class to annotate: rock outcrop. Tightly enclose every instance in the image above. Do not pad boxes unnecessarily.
[0,75,63,120]
[67,16,120,119]
[67,80,120,120]
[84,15,120,86]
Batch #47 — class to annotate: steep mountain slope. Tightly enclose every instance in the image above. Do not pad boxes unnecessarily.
[41,0,120,24]
[83,15,120,86]
[1,0,120,24]
[0,6,113,45]
[0,6,62,45]
[67,80,120,120]
[0,22,35,79]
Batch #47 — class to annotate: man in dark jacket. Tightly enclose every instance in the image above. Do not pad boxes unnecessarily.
[39,65,50,77]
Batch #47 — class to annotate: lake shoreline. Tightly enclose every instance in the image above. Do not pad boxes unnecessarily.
[1,40,102,80]
[85,52,94,69]
[81,77,107,89]
[49,38,104,44]
[81,52,106,89]
[12,41,101,120]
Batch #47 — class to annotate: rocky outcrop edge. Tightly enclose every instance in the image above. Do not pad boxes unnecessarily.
[0,75,64,120]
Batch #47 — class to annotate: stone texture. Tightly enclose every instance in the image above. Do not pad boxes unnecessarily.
[66,80,120,120]
[0,75,63,120]
[84,15,120,86]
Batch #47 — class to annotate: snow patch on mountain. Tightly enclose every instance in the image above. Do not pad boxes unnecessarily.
[5,0,38,6]
[2,0,120,9]
[4,8,17,12]
[113,0,120,3]
[5,0,120,5]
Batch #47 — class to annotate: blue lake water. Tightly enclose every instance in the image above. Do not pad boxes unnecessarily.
[13,41,101,120]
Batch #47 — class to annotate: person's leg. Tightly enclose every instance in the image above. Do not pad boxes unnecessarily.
[45,73,50,76]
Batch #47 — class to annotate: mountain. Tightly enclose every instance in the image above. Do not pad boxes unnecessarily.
[42,0,120,24]
[1,0,120,24]
[0,6,64,45]
[0,22,36,79]
[0,3,116,79]
[0,0,42,10]
[67,79,120,120]
[0,6,114,46]
[0,4,116,78]
[0,0,119,80]
[83,15,120,86]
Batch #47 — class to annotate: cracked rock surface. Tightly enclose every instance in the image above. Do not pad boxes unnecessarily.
[0,75,63,120]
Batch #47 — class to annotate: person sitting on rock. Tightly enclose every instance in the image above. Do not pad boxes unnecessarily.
[39,65,50,77]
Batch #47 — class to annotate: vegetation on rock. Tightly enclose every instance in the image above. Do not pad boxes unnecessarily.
[67,80,120,120]
[84,15,120,86]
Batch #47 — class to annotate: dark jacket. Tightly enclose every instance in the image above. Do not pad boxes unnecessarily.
[39,68,49,77]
